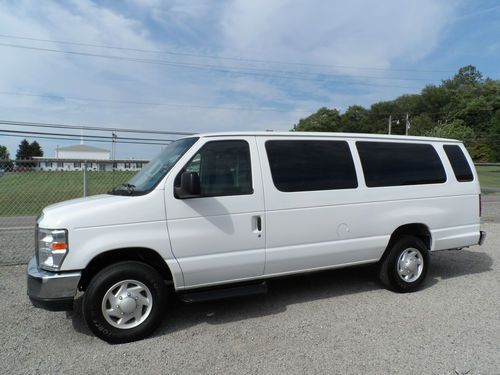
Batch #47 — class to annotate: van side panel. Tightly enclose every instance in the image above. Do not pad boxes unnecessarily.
[257,137,480,277]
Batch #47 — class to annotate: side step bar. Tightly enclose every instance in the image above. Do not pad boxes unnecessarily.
[179,281,268,303]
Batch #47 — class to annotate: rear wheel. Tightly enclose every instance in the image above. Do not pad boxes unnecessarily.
[378,236,429,293]
[83,261,167,343]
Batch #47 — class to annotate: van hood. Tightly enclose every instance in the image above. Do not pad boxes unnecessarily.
[38,191,166,229]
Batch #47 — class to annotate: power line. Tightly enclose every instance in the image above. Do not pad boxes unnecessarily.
[0,35,440,83]
[0,42,423,90]
[0,91,311,113]
[0,119,195,136]
[0,33,461,74]
[0,132,169,145]
[0,128,173,143]
[1,92,497,118]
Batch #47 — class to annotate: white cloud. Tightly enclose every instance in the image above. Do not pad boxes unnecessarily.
[220,0,458,69]
[0,0,460,159]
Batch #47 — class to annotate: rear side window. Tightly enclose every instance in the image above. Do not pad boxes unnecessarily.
[356,141,446,187]
[443,145,474,182]
[265,140,358,192]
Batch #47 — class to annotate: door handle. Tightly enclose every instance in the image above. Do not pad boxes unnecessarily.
[252,215,262,233]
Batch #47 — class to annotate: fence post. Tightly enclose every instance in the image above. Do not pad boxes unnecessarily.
[83,161,88,197]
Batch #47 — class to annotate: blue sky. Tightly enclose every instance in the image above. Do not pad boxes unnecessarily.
[0,0,499,159]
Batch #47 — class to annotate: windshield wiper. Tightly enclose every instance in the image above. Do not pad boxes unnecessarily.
[122,183,136,193]
[110,183,136,195]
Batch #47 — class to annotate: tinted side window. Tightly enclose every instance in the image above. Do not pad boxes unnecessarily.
[265,140,358,192]
[443,145,474,182]
[356,142,446,187]
[179,140,252,196]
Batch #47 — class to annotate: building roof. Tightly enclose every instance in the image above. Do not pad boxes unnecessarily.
[57,144,110,153]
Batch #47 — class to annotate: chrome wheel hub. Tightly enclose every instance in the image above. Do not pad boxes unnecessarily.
[101,280,153,329]
[397,248,424,283]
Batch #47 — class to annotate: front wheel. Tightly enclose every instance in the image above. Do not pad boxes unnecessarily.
[83,261,167,343]
[378,236,429,293]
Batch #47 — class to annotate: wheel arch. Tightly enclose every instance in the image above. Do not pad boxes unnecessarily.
[382,223,432,260]
[79,247,174,292]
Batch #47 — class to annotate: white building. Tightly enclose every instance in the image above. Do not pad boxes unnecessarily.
[55,144,110,160]
[32,143,147,171]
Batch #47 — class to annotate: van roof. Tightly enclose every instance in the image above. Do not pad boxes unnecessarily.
[195,131,462,143]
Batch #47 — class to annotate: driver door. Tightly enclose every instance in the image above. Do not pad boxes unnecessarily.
[165,137,266,289]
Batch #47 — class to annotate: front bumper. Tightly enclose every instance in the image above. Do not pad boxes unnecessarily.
[27,256,81,311]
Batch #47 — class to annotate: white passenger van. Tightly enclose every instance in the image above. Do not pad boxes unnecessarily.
[27,132,486,343]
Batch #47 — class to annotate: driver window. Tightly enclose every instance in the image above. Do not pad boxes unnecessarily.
[185,154,201,174]
[180,140,253,196]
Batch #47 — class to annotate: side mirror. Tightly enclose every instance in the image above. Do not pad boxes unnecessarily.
[175,172,201,199]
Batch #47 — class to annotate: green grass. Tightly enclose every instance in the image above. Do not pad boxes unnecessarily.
[476,165,500,192]
[0,171,136,216]
[2,166,499,217]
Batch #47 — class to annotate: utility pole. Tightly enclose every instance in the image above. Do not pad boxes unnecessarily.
[388,116,400,135]
[83,161,88,197]
[405,113,410,136]
[111,131,117,164]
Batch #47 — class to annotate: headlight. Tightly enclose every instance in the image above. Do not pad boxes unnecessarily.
[37,228,69,271]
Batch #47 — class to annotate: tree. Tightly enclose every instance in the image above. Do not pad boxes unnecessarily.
[455,96,492,134]
[367,101,401,134]
[408,114,436,136]
[29,141,43,157]
[15,139,44,160]
[419,85,451,121]
[443,65,484,88]
[340,105,369,133]
[16,139,31,160]
[293,107,342,132]
[425,120,475,146]
[489,110,500,161]
[0,145,9,160]
[0,145,13,171]
[290,65,500,161]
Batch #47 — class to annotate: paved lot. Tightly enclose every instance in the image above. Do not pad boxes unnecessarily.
[0,199,499,374]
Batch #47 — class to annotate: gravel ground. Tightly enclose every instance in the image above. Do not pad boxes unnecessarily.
[0,216,36,266]
[482,193,500,223]
[0,201,499,374]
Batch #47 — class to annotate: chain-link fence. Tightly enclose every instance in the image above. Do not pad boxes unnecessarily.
[0,159,146,265]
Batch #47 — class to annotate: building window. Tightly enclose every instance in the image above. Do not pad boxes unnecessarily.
[125,163,131,169]
[45,162,53,168]
[99,163,106,171]
[57,162,63,168]
[74,162,81,169]
[112,162,117,169]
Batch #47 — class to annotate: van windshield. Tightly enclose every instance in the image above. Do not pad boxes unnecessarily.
[109,137,198,195]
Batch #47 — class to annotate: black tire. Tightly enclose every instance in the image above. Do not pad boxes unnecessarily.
[83,261,167,344]
[378,236,429,293]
